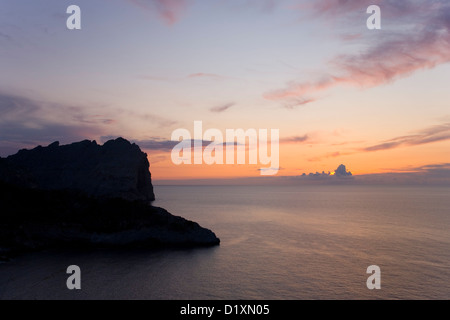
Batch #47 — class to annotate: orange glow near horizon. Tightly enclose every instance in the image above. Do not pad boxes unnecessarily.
[147,139,450,180]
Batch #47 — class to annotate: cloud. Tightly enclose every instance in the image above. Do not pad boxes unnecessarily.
[0,31,12,43]
[147,154,168,164]
[355,162,450,185]
[0,92,177,156]
[130,138,179,151]
[281,131,357,148]
[72,114,116,125]
[334,164,352,176]
[1,122,102,144]
[306,122,450,161]
[0,93,108,154]
[392,163,450,174]
[117,109,178,128]
[283,98,316,109]
[102,137,243,152]
[127,0,279,27]
[280,135,309,143]
[265,1,450,104]
[264,77,334,101]
[135,138,179,151]
[299,164,353,180]
[258,167,283,172]
[0,93,119,129]
[0,79,180,157]
[415,163,450,171]
[364,122,450,152]
[127,0,190,25]
[210,102,235,113]
[0,93,39,116]
[411,163,450,181]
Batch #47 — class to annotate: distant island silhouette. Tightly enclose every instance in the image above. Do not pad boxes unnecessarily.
[0,138,219,260]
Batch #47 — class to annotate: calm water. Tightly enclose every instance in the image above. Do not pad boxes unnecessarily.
[0,185,449,299]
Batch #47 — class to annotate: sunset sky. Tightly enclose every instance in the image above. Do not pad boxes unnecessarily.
[1,0,450,181]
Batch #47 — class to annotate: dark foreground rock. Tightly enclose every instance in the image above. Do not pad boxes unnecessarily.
[1,138,155,201]
[0,182,219,256]
[0,139,219,257]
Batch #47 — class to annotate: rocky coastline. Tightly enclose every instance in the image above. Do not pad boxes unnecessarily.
[0,138,220,259]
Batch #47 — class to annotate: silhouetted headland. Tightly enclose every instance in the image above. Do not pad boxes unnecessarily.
[0,138,219,259]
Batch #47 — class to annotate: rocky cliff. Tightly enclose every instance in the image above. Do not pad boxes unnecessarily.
[0,139,219,257]
[1,138,155,201]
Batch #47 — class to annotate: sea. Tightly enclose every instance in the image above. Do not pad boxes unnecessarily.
[0,185,449,299]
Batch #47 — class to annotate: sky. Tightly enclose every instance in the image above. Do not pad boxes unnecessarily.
[1,0,450,182]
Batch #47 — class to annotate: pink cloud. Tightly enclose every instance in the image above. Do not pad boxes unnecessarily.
[127,0,190,25]
[265,1,450,103]
[264,78,334,100]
